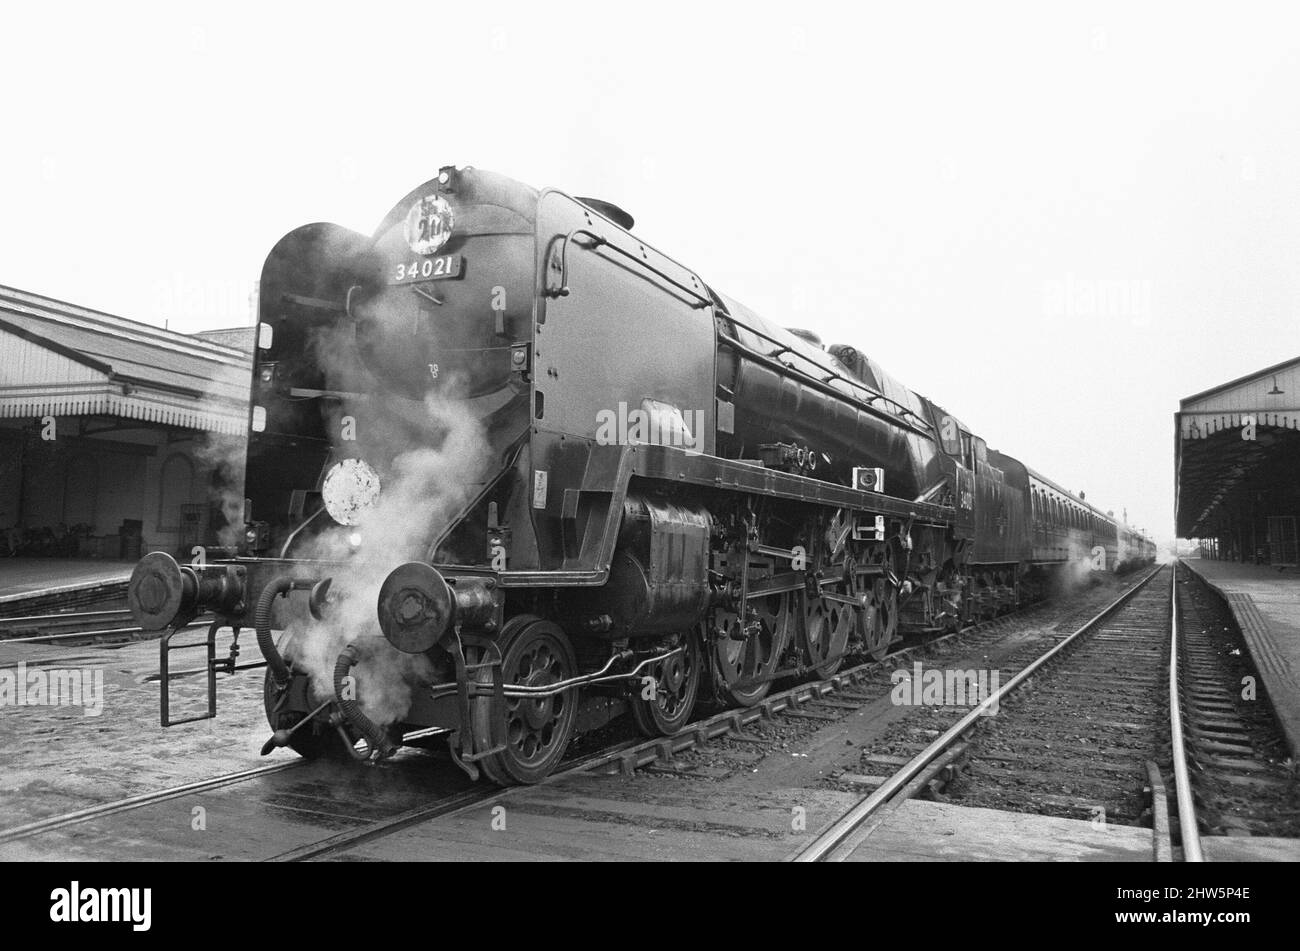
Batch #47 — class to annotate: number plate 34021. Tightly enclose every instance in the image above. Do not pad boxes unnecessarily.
[390,255,463,284]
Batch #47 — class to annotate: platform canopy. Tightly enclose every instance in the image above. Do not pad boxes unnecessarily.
[1175,355,1300,553]
[0,285,249,435]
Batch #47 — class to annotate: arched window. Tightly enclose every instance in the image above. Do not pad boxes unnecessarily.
[158,453,195,531]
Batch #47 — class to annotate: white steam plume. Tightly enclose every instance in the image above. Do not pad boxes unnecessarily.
[281,392,491,727]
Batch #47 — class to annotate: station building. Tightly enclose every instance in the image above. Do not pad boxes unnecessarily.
[0,284,252,564]
[1175,356,1300,564]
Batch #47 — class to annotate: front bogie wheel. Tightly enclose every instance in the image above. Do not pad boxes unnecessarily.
[471,616,579,785]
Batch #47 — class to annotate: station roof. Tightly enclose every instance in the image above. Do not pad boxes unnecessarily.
[0,284,251,435]
[192,326,256,354]
[1175,355,1300,537]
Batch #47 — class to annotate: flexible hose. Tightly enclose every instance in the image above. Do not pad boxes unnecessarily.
[334,643,398,759]
[255,577,296,687]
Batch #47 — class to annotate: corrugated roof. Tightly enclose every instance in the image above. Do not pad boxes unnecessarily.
[0,284,249,405]
[0,284,250,433]
[1180,355,1300,407]
[192,326,256,354]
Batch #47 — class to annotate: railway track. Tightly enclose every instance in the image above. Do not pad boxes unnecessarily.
[0,762,303,845]
[0,634,979,861]
[795,562,1300,862]
[1171,564,1300,843]
[2,570,1164,862]
[793,564,1169,861]
[269,579,1157,861]
[937,567,1171,826]
[0,585,1071,861]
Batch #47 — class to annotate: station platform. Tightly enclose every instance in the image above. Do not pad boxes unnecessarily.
[832,798,1297,861]
[1181,558,1300,761]
[0,558,132,613]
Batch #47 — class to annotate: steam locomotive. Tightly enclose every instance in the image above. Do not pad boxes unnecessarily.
[127,166,1156,784]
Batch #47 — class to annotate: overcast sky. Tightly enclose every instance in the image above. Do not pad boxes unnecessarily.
[3,2,1297,546]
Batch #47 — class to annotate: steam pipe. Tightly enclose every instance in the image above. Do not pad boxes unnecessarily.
[255,576,313,688]
[333,643,398,759]
[422,647,679,701]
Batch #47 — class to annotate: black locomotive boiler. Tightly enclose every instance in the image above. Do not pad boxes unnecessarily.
[127,166,1155,784]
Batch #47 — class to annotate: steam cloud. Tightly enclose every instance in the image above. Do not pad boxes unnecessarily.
[280,377,492,729]
[192,432,246,550]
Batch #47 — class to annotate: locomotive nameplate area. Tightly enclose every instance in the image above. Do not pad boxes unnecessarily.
[388,253,463,285]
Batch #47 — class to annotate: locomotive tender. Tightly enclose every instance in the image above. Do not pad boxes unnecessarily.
[127,166,1156,784]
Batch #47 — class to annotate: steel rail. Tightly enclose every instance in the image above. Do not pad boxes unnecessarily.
[272,589,1088,862]
[0,574,1129,859]
[1169,563,1205,862]
[792,562,1167,862]
[0,761,302,844]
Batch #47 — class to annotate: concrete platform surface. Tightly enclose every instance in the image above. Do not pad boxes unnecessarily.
[1182,558,1300,760]
[842,799,1155,862]
[0,558,132,604]
[1200,836,1300,862]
